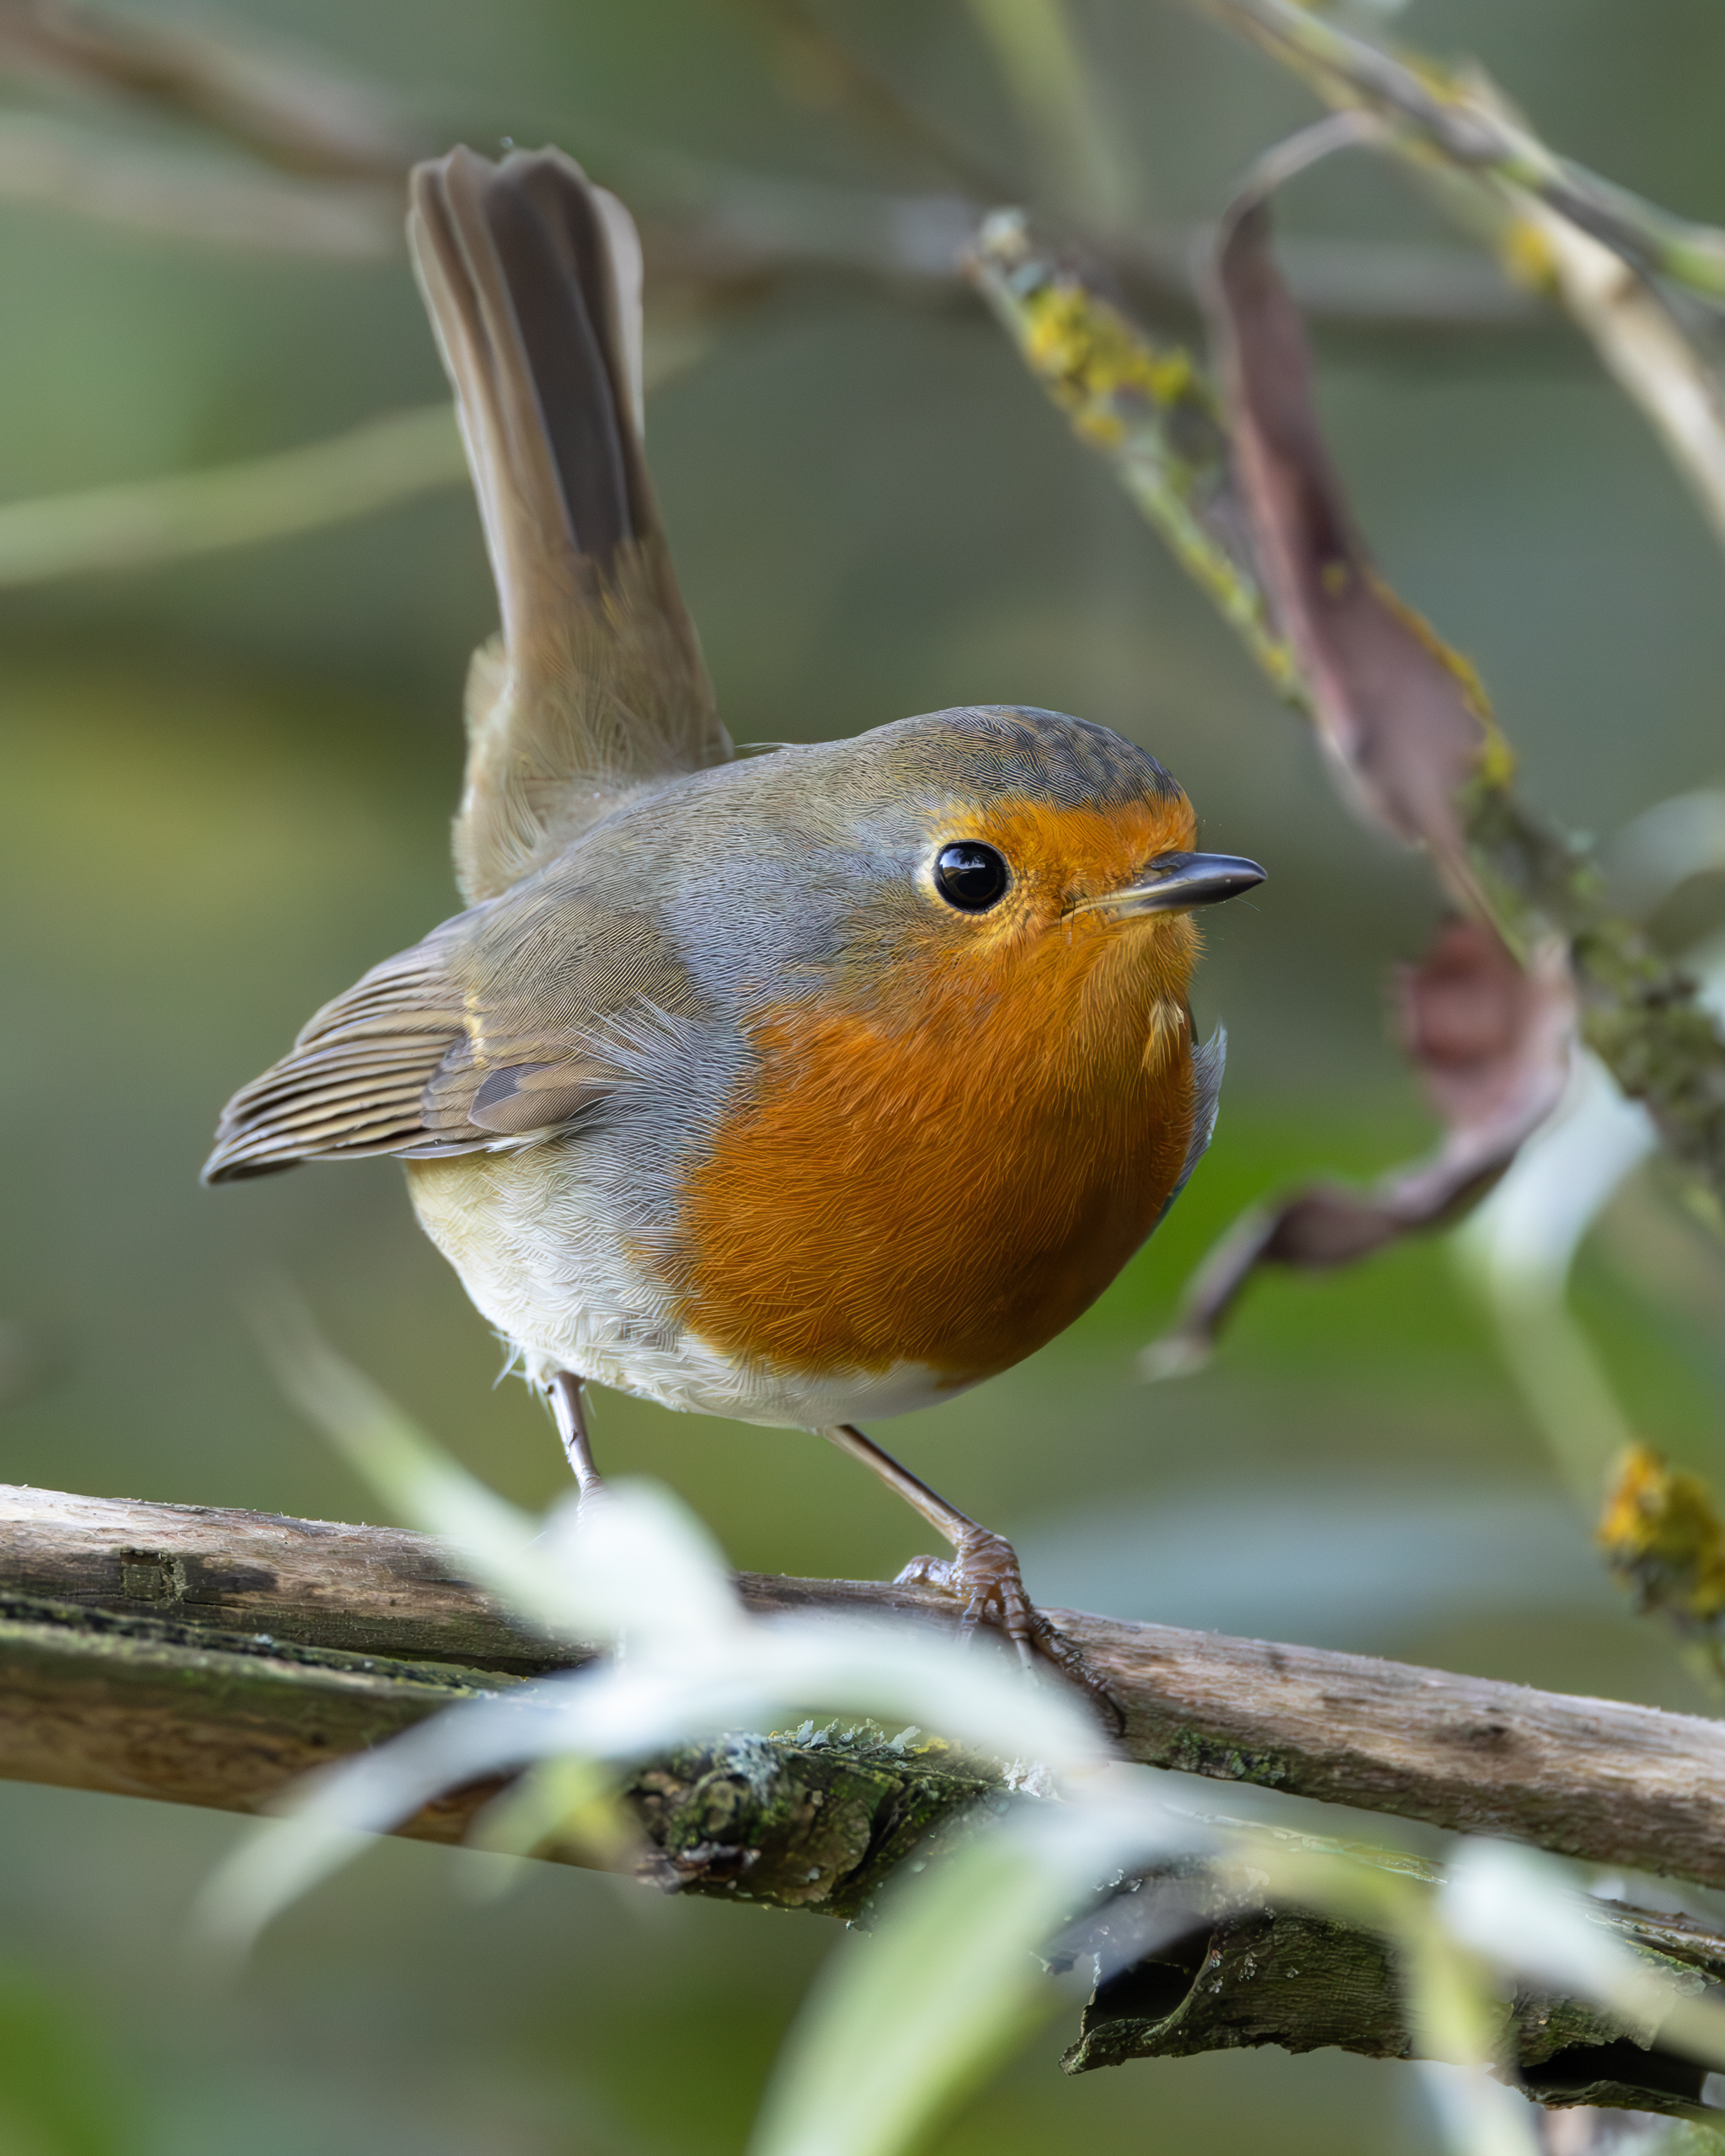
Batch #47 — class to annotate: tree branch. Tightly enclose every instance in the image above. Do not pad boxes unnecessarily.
[0,1586,1000,1916]
[5,1483,1725,1890]
[9,1483,1725,2114]
[1065,1891,1725,2118]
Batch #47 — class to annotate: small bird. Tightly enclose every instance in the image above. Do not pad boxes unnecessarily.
[205,146,1263,1684]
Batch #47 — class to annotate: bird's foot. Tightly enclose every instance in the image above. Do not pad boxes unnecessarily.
[895,1529,1124,1735]
[895,1529,1037,1662]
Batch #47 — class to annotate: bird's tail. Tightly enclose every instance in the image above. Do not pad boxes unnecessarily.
[409,147,728,901]
[410,146,651,622]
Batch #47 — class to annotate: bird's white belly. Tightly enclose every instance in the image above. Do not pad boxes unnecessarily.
[404,1152,955,1429]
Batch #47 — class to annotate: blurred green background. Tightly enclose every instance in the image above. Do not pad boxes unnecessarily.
[3,0,1725,2149]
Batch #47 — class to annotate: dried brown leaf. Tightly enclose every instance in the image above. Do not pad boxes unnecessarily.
[1143,175,1578,1373]
[1150,921,1573,1371]
[1210,192,1507,899]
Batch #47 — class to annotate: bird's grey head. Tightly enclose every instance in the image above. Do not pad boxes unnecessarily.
[606,706,1199,1009]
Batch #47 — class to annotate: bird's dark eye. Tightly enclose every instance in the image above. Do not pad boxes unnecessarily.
[934,842,1010,911]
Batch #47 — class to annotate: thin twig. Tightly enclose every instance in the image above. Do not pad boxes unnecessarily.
[0,111,398,256]
[726,0,1013,200]
[0,0,414,179]
[0,405,465,586]
[1190,0,1725,303]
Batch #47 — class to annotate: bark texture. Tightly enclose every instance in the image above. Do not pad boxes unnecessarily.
[0,1588,1001,1915]
[8,1484,1725,2121]
[6,1483,1725,1889]
[1066,1892,1725,2118]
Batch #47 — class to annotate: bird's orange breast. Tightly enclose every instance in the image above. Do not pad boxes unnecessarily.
[664,867,1199,1392]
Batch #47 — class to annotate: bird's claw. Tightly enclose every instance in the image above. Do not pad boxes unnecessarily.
[894,1530,1124,1736]
[896,1530,1037,1667]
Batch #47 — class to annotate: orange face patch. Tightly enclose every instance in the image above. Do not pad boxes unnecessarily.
[940,792,1197,916]
[665,787,1205,1387]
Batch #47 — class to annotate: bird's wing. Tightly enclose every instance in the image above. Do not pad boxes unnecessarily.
[201,890,702,1183]
[409,145,732,904]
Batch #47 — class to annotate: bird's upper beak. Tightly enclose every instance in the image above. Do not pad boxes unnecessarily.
[1076,850,1267,921]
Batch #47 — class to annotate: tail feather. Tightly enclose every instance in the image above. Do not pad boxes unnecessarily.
[410,147,647,609]
[409,147,729,903]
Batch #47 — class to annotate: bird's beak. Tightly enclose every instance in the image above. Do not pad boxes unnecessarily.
[1076,850,1267,921]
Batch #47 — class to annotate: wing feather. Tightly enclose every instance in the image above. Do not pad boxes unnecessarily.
[202,941,472,1181]
[200,899,663,1183]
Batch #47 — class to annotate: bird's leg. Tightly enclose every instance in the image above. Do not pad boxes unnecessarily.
[547,1371,606,1502]
[820,1422,1119,1726]
[820,1423,1037,1670]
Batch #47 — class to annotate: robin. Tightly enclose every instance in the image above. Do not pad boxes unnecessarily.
[205,146,1264,1686]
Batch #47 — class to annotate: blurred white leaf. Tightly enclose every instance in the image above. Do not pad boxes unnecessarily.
[540,1479,745,1652]
[206,1307,1117,1961]
[253,1294,547,1588]
[1415,2061,1544,2156]
[1213,1833,1543,2156]
[466,1753,633,1865]
[1454,924,1725,1506]
[1454,1055,1656,1502]
[750,1787,1206,2156]
[254,1293,745,1646]
[749,1827,1076,2156]
[1458,1054,1658,1295]
[1452,788,1725,1503]
[1445,1841,1725,2067]
[200,1605,1109,1956]
[195,1684,576,1956]
[1608,789,1725,922]
[1447,1842,1658,2036]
